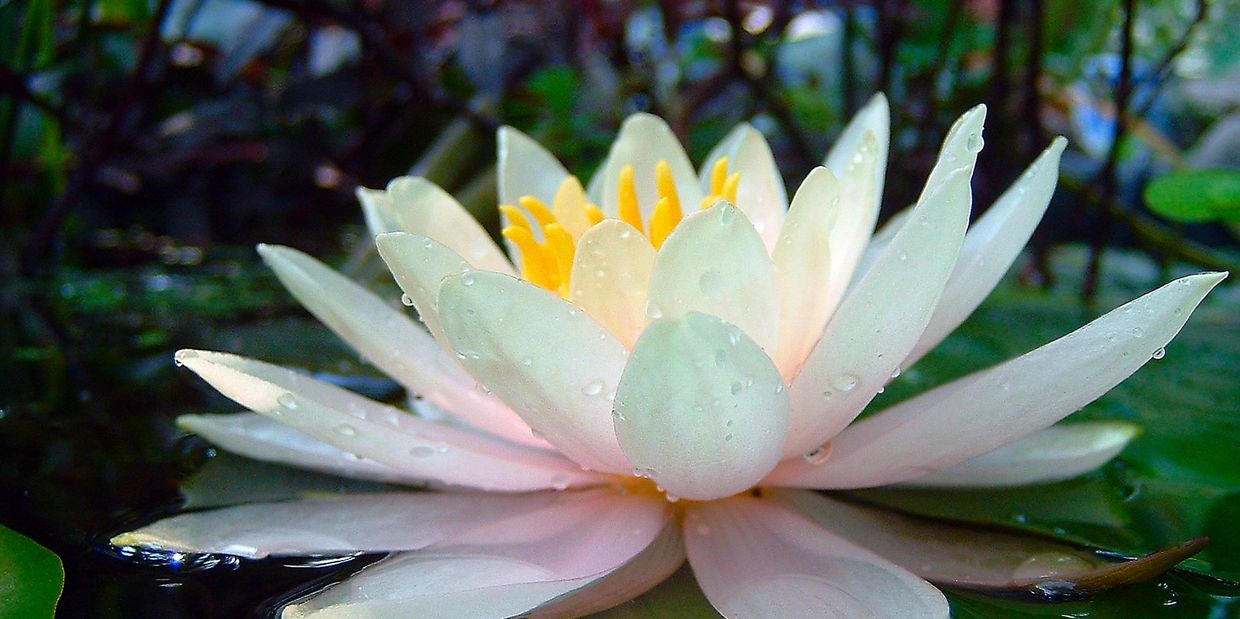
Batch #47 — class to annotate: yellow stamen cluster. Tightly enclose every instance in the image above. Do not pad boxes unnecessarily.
[500,158,740,298]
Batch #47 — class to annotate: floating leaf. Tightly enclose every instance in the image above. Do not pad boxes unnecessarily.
[1144,169,1240,223]
[0,524,63,619]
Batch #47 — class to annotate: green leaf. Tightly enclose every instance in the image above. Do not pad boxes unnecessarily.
[1144,169,1240,223]
[0,524,64,619]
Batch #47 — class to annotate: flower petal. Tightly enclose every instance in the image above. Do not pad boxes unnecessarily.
[684,496,949,619]
[570,219,656,348]
[281,491,674,619]
[111,491,564,559]
[383,177,515,275]
[904,137,1068,367]
[436,270,632,474]
[700,124,788,249]
[819,93,889,312]
[178,413,422,485]
[898,421,1138,488]
[768,272,1226,489]
[175,349,605,491]
[599,113,703,220]
[613,313,789,501]
[771,167,841,376]
[374,231,466,343]
[783,163,975,457]
[497,126,571,205]
[355,187,401,237]
[646,203,780,352]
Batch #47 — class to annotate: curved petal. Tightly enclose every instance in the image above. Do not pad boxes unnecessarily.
[613,313,789,501]
[175,349,606,492]
[355,187,400,237]
[684,496,949,619]
[646,203,780,353]
[111,491,566,559]
[375,232,466,343]
[768,272,1226,489]
[771,167,841,376]
[700,124,788,249]
[783,164,974,457]
[383,177,515,275]
[436,270,632,474]
[898,421,1138,488]
[497,126,571,205]
[904,137,1068,367]
[599,114,702,220]
[281,492,674,619]
[819,93,889,312]
[178,413,423,485]
[570,219,656,348]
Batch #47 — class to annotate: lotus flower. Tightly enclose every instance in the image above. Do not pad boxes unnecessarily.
[113,96,1224,618]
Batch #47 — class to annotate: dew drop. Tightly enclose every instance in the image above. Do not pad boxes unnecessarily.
[460,272,476,286]
[1151,347,1165,360]
[726,325,743,346]
[1011,552,1094,581]
[829,374,859,392]
[410,445,436,458]
[421,238,434,248]
[400,293,414,306]
[714,349,728,367]
[632,467,657,479]
[719,205,737,224]
[890,367,902,379]
[582,379,606,396]
[520,356,533,367]
[897,250,908,262]
[803,442,833,464]
[333,424,357,437]
[1131,326,1145,338]
[724,433,734,442]
[966,132,984,153]
[730,381,742,395]
[618,228,632,240]
[277,393,299,410]
[550,474,570,491]
[645,302,664,320]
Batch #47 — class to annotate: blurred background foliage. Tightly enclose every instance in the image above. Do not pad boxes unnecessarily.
[1,0,1239,616]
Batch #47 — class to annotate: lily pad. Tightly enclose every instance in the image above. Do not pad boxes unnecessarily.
[1144,169,1240,223]
[0,524,63,619]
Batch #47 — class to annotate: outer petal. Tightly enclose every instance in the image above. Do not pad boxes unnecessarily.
[768,272,1226,489]
[599,113,703,220]
[570,220,656,348]
[699,124,788,249]
[819,94,889,312]
[175,350,605,491]
[904,137,1068,367]
[382,177,515,275]
[178,413,422,485]
[646,202,780,353]
[771,167,841,376]
[613,313,789,501]
[436,271,632,474]
[111,491,565,559]
[899,421,1139,488]
[281,492,675,619]
[375,232,466,343]
[783,164,975,457]
[355,187,400,237]
[497,126,571,205]
[684,496,949,619]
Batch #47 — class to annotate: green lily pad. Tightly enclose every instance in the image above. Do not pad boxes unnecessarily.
[1144,169,1240,223]
[0,524,63,619]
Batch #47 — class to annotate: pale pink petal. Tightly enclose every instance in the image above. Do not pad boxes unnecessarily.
[819,94,889,314]
[383,177,515,275]
[175,349,606,491]
[768,272,1226,489]
[613,313,788,500]
[904,137,1068,367]
[684,496,949,619]
[898,421,1138,488]
[281,491,675,619]
[435,271,632,474]
[771,167,841,376]
[783,163,975,457]
[700,124,788,249]
[177,413,422,485]
[598,114,703,219]
[570,219,656,348]
[647,203,780,353]
[111,491,565,559]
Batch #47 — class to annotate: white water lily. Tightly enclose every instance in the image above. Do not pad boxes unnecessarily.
[113,95,1225,618]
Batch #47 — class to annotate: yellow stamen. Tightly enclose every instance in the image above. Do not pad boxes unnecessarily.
[655,161,681,214]
[499,204,533,231]
[501,226,555,290]
[585,204,605,225]
[710,157,730,196]
[518,196,556,228]
[649,196,682,250]
[545,223,575,296]
[722,172,740,203]
[618,165,644,232]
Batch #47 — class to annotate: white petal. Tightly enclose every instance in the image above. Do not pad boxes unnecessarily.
[772,167,841,376]
[613,313,789,501]
[497,126,571,205]
[599,113,703,220]
[646,203,780,352]
[178,413,422,484]
[175,350,605,491]
[570,219,656,348]
[356,187,400,237]
[111,491,565,559]
[684,497,949,619]
[784,164,974,457]
[898,421,1138,488]
[768,272,1226,489]
[819,94,889,312]
[375,232,466,343]
[905,137,1067,367]
[383,177,516,275]
[282,491,673,619]
[700,124,788,249]
[436,271,632,474]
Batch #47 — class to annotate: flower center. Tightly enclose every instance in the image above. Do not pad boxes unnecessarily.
[499,157,740,298]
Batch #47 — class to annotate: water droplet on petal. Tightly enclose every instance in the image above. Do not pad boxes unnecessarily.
[730,381,742,395]
[520,356,533,367]
[400,293,414,306]
[276,393,299,410]
[582,379,606,396]
[460,272,476,286]
[897,250,908,262]
[1131,327,1145,338]
[890,367,902,379]
[829,374,859,392]
[1151,347,1165,360]
[966,132,984,153]
[719,205,737,224]
[550,474,570,491]
[803,442,833,464]
[410,445,436,458]
[645,302,664,320]
[334,424,357,437]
